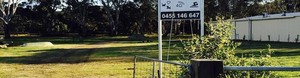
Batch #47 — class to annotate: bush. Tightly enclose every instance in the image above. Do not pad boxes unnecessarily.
[179,16,275,77]
[223,44,274,77]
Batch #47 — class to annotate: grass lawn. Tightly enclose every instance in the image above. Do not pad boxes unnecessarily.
[0,36,300,77]
[236,41,300,77]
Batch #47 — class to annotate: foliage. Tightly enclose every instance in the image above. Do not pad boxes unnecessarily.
[223,44,275,78]
[181,17,237,60]
[2,0,300,37]
[179,17,275,77]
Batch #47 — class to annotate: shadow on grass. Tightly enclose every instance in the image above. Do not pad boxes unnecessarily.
[235,50,300,58]
[5,36,159,46]
[5,37,108,45]
[0,49,95,64]
[89,45,181,61]
[273,51,300,57]
[235,41,300,57]
[237,41,300,49]
[272,51,300,57]
[0,44,182,64]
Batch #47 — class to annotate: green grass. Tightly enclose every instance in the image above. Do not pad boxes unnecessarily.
[0,37,300,77]
[235,41,300,77]
[0,36,182,78]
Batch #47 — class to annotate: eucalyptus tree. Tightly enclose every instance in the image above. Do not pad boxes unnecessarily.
[0,0,20,38]
[65,0,88,36]
[28,0,67,35]
[284,0,300,12]
[293,0,300,11]
[260,0,300,13]
[100,0,129,35]
[64,0,99,36]
[133,0,157,35]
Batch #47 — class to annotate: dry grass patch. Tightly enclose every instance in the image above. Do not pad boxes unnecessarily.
[0,62,133,78]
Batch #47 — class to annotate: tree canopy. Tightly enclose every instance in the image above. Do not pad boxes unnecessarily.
[1,0,300,37]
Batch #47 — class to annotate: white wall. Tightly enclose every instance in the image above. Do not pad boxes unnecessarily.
[234,21,249,40]
[252,17,300,42]
[234,17,300,42]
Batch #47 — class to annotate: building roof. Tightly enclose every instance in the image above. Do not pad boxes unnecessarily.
[235,12,300,21]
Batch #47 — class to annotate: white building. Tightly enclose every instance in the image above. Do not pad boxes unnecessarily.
[233,12,300,42]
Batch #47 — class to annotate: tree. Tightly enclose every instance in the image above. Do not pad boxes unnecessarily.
[64,0,105,36]
[262,0,284,13]
[0,0,20,39]
[100,0,128,35]
[34,0,66,36]
[133,0,157,35]
[119,1,139,34]
[64,0,91,36]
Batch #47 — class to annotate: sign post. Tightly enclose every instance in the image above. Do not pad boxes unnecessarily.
[200,0,204,36]
[158,0,204,77]
[157,0,163,78]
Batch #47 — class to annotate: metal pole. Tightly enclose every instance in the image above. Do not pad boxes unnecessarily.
[200,0,205,36]
[224,66,300,71]
[133,56,137,78]
[158,0,163,78]
[152,61,156,78]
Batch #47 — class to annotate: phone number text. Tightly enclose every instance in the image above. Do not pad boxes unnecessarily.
[161,11,200,20]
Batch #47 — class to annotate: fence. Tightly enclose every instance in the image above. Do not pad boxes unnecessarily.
[224,66,300,71]
[133,56,300,78]
[133,56,191,78]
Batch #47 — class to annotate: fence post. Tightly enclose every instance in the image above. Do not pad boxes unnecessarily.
[133,56,137,78]
[191,59,223,78]
[152,61,155,78]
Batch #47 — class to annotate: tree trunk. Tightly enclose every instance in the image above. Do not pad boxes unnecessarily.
[107,13,116,36]
[111,23,116,36]
[182,21,185,35]
[162,22,171,37]
[114,10,120,35]
[174,21,180,35]
[190,20,193,35]
[4,24,11,39]
[197,20,200,35]
[80,5,87,37]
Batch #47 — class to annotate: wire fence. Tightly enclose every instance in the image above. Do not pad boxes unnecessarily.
[224,66,300,71]
[133,56,300,78]
[133,56,191,78]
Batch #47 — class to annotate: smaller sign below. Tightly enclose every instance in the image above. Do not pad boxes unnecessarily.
[161,11,200,20]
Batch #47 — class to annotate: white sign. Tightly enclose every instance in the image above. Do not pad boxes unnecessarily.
[157,0,204,77]
[161,0,201,12]
[160,0,201,20]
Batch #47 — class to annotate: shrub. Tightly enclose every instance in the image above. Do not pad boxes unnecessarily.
[179,16,275,77]
[223,44,274,77]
